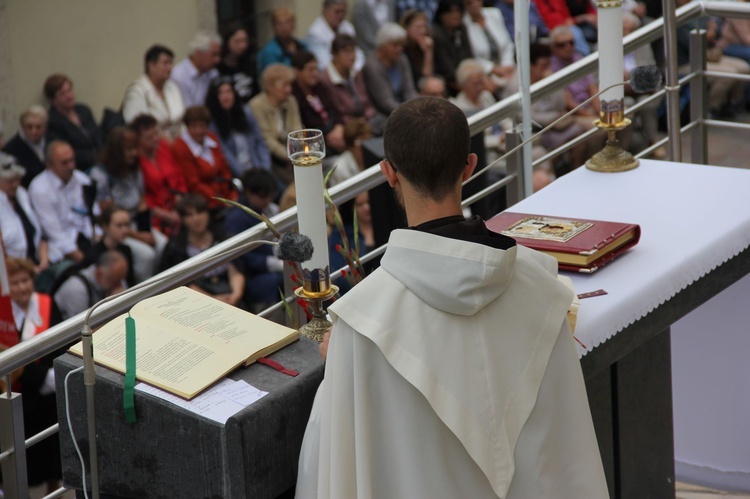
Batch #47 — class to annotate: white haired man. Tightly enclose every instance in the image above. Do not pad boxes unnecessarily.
[170,31,222,107]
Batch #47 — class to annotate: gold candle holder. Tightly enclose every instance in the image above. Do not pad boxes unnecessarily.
[586,99,639,173]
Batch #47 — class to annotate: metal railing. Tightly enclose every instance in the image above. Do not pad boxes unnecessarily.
[2,1,747,495]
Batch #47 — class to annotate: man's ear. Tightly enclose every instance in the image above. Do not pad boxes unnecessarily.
[380,159,399,187]
[462,153,478,181]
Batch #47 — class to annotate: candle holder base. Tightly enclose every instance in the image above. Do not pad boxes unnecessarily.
[294,285,339,342]
[586,119,639,173]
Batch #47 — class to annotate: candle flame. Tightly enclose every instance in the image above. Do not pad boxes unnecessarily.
[304,145,309,154]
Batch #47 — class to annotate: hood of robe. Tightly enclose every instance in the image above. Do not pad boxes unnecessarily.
[379,228,519,316]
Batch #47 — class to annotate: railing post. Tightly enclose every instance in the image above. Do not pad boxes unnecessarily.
[0,390,29,498]
[662,0,683,162]
[505,131,525,206]
[689,29,708,165]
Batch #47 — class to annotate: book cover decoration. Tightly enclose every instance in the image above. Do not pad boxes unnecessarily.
[486,212,641,273]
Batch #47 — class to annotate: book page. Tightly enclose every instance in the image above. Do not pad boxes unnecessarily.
[134,287,297,353]
[69,312,243,398]
[70,287,298,398]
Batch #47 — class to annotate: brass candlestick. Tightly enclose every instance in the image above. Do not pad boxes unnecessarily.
[586,99,639,173]
[294,271,338,343]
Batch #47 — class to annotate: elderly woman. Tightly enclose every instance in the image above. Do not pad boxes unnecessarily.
[464,0,515,94]
[249,64,303,186]
[3,105,48,187]
[90,127,168,282]
[0,153,49,269]
[4,257,63,495]
[362,23,418,116]
[450,59,507,156]
[44,73,102,171]
[400,9,435,88]
[122,44,185,141]
[292,51,346,154]
[172,106,236,214]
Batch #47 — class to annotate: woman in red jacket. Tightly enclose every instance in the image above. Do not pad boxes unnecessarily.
[132,113,187,236]
[171,106,237,215]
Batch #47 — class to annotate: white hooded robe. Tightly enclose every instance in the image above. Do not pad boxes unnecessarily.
[296,228,609,498]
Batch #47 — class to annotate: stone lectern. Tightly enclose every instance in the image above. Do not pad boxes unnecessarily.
[54,337,324,498]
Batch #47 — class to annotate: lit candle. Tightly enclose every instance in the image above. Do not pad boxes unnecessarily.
[596,0,625,125]
[288,129,330,296]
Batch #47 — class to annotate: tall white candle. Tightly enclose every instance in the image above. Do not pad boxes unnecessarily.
[293,159,329,275]
[597,0,624,122]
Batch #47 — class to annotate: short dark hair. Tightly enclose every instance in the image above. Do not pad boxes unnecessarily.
[176,193,209,216]
[331,34,357,55]
[399,9,429,29]
[129,114,158,134]
[323,0,346,9]
[144,44,174,73]
[182,105,212,126]
[529,43,552,65]
[97,205,130,227]
[433,0,464,25]
[43,73,72,101]
[241,168,277,198]
[383,97,469,201]
[291,50,317,71]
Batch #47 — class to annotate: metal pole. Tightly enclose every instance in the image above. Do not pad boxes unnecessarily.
[0,391,29,498]
[515,0,533,197]
[82,324,100,498]
[505,131,524,206]
[689,29,708,165]
[662,0,683,161]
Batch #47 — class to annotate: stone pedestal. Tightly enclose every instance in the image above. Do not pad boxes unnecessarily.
[55,337,324,499]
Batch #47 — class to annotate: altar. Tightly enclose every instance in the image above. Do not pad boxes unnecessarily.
[55,159,750,498]
[507,159,750,498]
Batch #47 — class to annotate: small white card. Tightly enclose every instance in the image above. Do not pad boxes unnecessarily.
[135,378,268,425]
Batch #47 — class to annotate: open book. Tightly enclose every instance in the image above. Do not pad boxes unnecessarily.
[69,286,299,399]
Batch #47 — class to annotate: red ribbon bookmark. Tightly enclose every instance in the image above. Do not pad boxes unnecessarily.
[257,357,298,377]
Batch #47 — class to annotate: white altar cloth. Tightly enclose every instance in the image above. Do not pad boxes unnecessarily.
[506,160,750,357]
[672,273,750,491]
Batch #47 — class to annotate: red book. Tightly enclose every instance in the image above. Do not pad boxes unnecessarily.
[486,212,641,273]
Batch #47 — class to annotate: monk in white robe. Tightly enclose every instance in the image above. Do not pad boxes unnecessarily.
[297,97,609,499]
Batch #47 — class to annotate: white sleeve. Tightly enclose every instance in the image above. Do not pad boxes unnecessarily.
[122,83,148,124]
[30,182,78,258]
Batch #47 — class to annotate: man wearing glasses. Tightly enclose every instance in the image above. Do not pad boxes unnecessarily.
[296,97,608,498]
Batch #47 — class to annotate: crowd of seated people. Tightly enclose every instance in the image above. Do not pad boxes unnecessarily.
[3,0,749,323]
[4,4,750,489]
